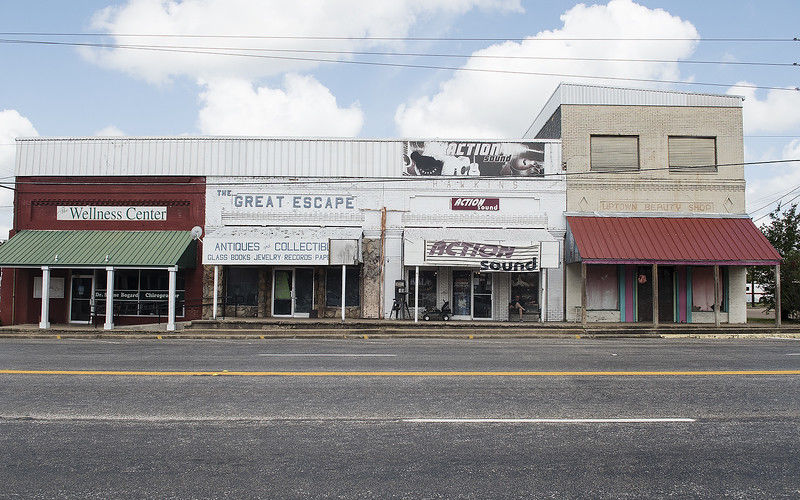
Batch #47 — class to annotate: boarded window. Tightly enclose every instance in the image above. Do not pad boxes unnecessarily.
[586,265,619,310]
[590,136,639,171]
[669,136,716,172]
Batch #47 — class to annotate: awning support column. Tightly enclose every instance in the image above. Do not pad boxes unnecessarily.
[212,265,219,320]
[167,267,177,331]
[581,263,587,327]
[713,265,720,327]
[541,268,547,323]
[104,267,114,330]
[652,264,659,326]
[39,266,50,329]
[341,264,346,321]
[414,266,419,323]
[775,264,781,327]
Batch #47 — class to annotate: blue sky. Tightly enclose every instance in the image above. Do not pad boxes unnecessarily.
[1,0,800,236]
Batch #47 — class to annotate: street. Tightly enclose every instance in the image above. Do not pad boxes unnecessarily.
[1,338,799,498]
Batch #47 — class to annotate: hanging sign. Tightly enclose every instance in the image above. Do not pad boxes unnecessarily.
[424,240,539,272]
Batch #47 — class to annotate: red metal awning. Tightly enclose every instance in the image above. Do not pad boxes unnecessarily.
[566,216,781,265]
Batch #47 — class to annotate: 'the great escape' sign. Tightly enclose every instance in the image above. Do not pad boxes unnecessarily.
[424,240,540,272]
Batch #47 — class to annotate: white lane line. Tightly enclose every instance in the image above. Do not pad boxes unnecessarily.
[786,353,800,356]
[403,418,696,423]
[257,353,397,357]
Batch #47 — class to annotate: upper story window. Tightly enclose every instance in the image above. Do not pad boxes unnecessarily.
[590,135,639,172]
[668,136,717,172]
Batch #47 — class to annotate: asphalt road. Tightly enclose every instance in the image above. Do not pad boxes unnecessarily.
[1,338,799,499]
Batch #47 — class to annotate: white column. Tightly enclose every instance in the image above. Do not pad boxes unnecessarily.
[212,265,219,319]
[341,264,346,321]
[414,265,419,323]
[775,264,781,328]
[167,267,177,331]
[541,269,548,323]
[39,266,50,329]
[104,267,114,330]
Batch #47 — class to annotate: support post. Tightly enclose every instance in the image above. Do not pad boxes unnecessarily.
[775,264,781,327]
[212,265,219,319]
[581,262,587,327]
[414,266,419,323]
[541,268,547,323]
[713,265,720,327]
[341,264,346,321]
[104,267,114,330]
[39,266,50,329]
[652,263,659,326]
[167,267,177,331]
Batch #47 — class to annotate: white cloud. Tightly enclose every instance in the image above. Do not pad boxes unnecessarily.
[746,139,800,216]
[85,0,522,84]
[0,110,38,239]
[94,125,127,136]
[395,0,699,138]
[728,82,800,134]
[198,74,363,136]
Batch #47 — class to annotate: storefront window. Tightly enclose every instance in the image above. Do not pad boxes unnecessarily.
[408,269,437,309]
[225,266,259,306]
[326,266,361,307]
[692,267,727,312]
[94,269,185,317]
[586,265,618,310]
[510,272,539,313]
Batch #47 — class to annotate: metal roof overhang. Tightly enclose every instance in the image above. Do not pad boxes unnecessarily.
[566,216,781,266]
[0,230,196,268]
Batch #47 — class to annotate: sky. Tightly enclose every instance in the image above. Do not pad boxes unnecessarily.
[1,0,800,239]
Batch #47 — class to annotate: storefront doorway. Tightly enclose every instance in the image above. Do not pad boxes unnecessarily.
[451,270,493,320]
[273,268,314,317]
[69,274,94,323]
[636,266,675,322]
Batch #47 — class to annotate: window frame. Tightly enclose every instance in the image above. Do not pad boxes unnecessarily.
[589,135,640,172]
[668,135,718,173]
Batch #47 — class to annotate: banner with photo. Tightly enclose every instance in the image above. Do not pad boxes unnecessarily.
[402,141,546,177]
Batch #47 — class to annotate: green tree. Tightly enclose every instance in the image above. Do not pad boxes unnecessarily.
[755,203,800,320]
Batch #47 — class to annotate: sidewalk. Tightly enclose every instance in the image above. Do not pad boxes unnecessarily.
[1,317,798,339]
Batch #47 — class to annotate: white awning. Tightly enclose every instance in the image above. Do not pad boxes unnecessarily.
[203,226,362,266]
[403,228,559,269]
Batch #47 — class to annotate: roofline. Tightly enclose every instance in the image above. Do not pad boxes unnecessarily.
[15,136,562,143]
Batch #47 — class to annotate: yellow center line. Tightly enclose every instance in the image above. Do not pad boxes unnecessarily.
[1,369,800,377]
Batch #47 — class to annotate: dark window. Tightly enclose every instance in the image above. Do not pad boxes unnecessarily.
[326,266,361,307]
[590,135,639,171]
[225,266,259,306]
[408,269,437,309]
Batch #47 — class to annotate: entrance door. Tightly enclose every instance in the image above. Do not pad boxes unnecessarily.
[70,275,94,323]
[658,266,675,323]
[636,266,652,322]
[272,268,314,317]
[473,273,493,319]
[452,270,472,317]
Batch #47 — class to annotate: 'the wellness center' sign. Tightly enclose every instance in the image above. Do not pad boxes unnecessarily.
[57,206,167,222]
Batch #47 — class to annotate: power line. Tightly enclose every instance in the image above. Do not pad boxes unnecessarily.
[0,38,796,92]
[1,32,798,42]
[0,38,794,67]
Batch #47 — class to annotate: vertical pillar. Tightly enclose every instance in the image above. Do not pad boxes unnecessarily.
[652,263,659,326]
[580,262,587,327]
[39,266,50,329]
[713,265,720,327]
[212,265,219,319]
[167,267,177,331]
[341,264,346,321]
[104,267,114,330]
[775,264,781,327]
[414,266,419,323]
[541,269,547,323]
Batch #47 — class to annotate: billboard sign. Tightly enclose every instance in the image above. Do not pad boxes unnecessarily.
[403,141,545,177]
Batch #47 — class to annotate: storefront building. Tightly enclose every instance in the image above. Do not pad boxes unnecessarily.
[524,83,781,323]
[0,160,205,329]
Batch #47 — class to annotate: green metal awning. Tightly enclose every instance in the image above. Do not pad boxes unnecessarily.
[0,230,196,268]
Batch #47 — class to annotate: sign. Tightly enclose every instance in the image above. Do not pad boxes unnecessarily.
[204,237,332,265]
[215,191,357,212]
[57,206,167,221]
[451,197,500,211]
[424,240,539,272]
[94,290,186,301]
[403,141,545,177]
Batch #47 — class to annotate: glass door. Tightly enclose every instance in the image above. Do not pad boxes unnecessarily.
[452,270,472,318]
[473,273,493,319]
[294,268,314,318]
[273,269,293,316]
[70,275,94,323]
